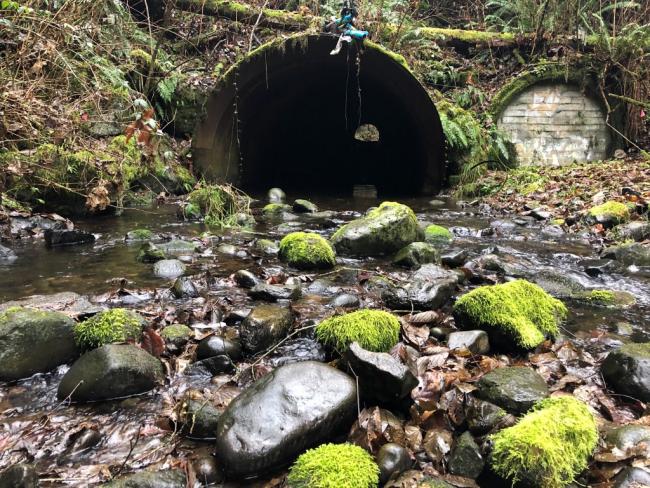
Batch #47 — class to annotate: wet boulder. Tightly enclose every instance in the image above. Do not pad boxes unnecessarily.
[0,307,78,381]
[153,259,186,279]
[184,355,234,376]
[344,342,418,404]
[393,242,440,269]
[233,270,260,289]
[614,467,650,488]
[248,282,302,301]
[240,305,293,353]
[614,221,650,242]
[102,470,186,488]
[293,198,318,213]
[475,366,549,415]
[171,276,198,298]
[278,232,336,270]
[453,280,566,350]
[0,464,38,488]
[176,397,221,439]
[196,335,242,361]
[447,330,490,355]
[383,265,459,311]
[601,342,650,402]
[215,361,357,477]
[465,397,508,435]
[57,344,164,402]
[44,229,95,247]
[449,431,484,479]
[602,242,650,267]
[377,443,411,485]
[331,202,423,256]
[605,424,650,450]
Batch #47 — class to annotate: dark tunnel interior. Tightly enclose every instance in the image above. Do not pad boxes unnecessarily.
[193,35,446,196]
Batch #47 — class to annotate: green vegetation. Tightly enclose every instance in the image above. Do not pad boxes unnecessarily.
[187,183,252,229]
[315,309,400,352]
[262,203,292,215]
[74,308,145,350]
[278,232,336,270]
[424,224,454,246]
[453,280,567,349]
[588,201,630,225]
[287,443,379,488]
[491,396,598,488]
[128,229,153,241]
[160,324,193,343]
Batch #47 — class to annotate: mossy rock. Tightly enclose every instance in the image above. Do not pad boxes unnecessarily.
[287,443,379,488]
[576,289,636,308]
[331,202,423,256]
[424,224,453,246]
[393,242,440,269]
[490,396,598,488]
[0,307,79,381]
[315,309,400,353]
[279,232,336,270]
[137,242,166,263]
[586,201,630,227]
[74,308,146,350]
[453,280,567,350]
[263,203,292,215]
[160,324,193,347]
[126,228,153,241]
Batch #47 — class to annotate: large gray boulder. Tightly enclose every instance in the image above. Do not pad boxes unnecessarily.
[215,361,357,477]
[240,305,293,353]
[601,343,650,402]
[57,344,164,402]
[331,202,423,256]
[475,366,548,415]
[602,243,650,267]
[0,307,79,381]
[344,342,417,403]
[382,265,459,311]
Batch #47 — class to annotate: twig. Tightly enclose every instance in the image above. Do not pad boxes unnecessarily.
[248,0,270,52]
[113,424,142,479]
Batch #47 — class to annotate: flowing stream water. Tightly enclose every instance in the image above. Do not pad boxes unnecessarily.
[0,195,648,486]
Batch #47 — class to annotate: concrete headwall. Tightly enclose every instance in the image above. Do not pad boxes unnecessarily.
[497,83,610,166]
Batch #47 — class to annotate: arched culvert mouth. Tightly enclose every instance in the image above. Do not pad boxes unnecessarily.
[192,34,446,196]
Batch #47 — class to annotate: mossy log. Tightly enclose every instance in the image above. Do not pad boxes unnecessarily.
[174,0,520,46]
[174,0,314,30]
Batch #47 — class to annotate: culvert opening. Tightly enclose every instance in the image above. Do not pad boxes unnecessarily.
[193,35,446,196]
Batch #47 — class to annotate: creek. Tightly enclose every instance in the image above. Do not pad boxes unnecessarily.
[0,194,648,486]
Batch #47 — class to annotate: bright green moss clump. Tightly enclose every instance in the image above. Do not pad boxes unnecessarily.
[287,443,379,488]
[453,280,567,350]
[315,309,400,352]
[490,396,598,488]
[74,308,145,350]
[262,203,291,215]
[588,201,630,224]
[424,224,453,246]
[279,232,336,270]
